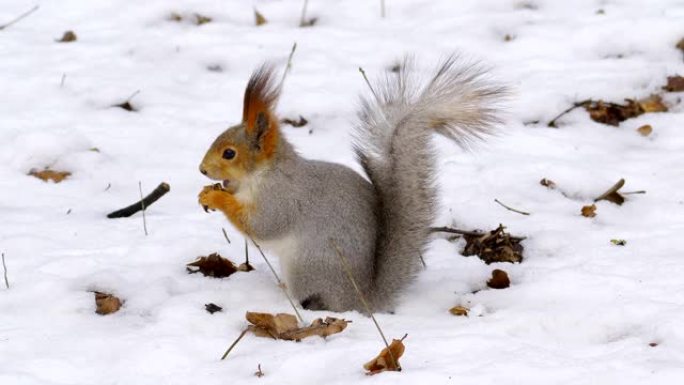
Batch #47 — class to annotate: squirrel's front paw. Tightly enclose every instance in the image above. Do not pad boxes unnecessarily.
[198,183,227,213]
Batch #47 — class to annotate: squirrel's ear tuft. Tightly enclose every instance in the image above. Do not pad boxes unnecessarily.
[243,64,280,135]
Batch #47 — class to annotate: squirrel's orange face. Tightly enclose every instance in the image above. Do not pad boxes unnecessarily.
[199,113,281,193]
[199,124,251,192]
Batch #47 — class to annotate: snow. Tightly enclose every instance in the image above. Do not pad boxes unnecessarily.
[1,0,684,384]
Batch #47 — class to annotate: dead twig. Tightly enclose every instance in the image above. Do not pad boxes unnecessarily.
[380,0,386,18]
[0,5,39,31]
[547,99,590,127]
[221,328,248,360]
[107,182,170,218]
[431,226,526,241]
[138,181,148,235]
[494,198,531,216]
[358,67,381,104]
[249,237,304,324]
[2,253,9,289]
[299,0,309,26]
[331,239,399,369]
[221,228,231,244]
[278,42,297,92]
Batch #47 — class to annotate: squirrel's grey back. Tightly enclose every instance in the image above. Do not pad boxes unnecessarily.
[354,57,505,311]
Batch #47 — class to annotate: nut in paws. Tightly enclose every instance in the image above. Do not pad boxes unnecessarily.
[198,184,227,213]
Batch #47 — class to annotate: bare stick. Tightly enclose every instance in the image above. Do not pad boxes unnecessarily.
[221,328,248,360]
[622,190,646,195]
[380,0,386,18]
[299,0,309,27]
[430,226,484,237]
[494,198,531,216]
[2,253,9,289]
[431,226,527,241]
[547,100,590,127]
[278,42,297,92]
[60,73,66,88]
[594,178,625,202]
[330,239,398,367]
[0,5,39,31]
[358,67,381,104]
[107,182,170,218]
[138,181,148,236]
[126,89,141,103]
[221,228,231,244]
[244,238,249,265]
[249,237,304,324]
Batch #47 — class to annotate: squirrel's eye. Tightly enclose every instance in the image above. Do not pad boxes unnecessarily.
[222,149,236,160]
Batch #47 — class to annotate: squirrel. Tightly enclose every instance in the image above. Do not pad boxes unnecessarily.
[198,57,504,312]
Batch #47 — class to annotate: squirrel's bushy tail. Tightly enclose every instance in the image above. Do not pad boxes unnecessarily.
[354,56,505,311]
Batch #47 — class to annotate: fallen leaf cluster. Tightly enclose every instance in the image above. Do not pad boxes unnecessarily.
[245,311,349,341]
[29,168,71,183]
[583,95,667,126]
[462,225,524,264]
[187,252,253,278]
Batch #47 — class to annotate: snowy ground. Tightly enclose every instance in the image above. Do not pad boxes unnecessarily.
[1,0,684,384]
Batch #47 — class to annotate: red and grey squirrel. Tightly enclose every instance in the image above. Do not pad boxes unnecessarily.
[199,57,504,312]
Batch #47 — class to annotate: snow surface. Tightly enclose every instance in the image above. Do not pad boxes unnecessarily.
[1,0,684,384]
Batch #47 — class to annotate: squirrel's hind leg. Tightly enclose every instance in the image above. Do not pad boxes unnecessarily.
[300,293,327,311]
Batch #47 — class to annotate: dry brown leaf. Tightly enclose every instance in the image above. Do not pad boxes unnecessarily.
[462,225,524,264]
[187,252,239,278]
[57,30,77,43]
[29,169,71,183]
[449,305,469,316]
[363,337,406,375]
[581,204,597,217]
[540,178,556,189]
[194,13,212,25]
[281,116,309,127]
[94,291,122,315]
[205,303,222,314]
[245,311,349,341]
[663,76,684,92]
[487,269,510,289]
[168,12,183,22]
[594,178,626,205]
[636,124,653,136]
[254,9,267,26]
[638,95,668,113]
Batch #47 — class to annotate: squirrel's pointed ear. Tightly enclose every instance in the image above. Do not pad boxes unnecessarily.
[242,64,281,154]
[243,64,279,133]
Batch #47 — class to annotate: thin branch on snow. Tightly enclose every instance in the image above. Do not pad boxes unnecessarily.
[249,237,305,324]
[331,239,400,368]
[107,182,170,218]
[278,42,297,93]
[494,198,531,216]
[0,5,39,31]
[358,67,381,104]
[221,228,231,244]
[220,328,248,360]
[138,181,148,236]
[299,0,309,27]
[547,99,591,127]
[2,253,9,289]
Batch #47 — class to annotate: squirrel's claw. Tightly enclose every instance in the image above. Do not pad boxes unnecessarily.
[202,205,209,213]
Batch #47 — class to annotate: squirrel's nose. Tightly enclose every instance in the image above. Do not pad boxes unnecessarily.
[199,167,207,175]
